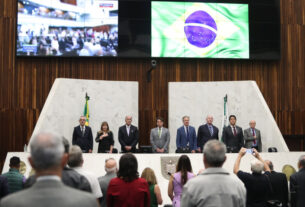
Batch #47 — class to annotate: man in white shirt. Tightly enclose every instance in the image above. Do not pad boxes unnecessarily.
[68,145,103,200]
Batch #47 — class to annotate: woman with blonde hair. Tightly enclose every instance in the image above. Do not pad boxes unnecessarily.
[141,168,163,207]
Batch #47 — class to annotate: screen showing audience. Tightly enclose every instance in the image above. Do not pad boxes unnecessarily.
[151,2,249,59]
[17,0,118,57]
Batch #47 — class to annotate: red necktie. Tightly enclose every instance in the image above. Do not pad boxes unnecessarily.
[233,127,237,136]
[252,129,256,144]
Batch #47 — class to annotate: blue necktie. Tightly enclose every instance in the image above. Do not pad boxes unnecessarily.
[209,125,213,136]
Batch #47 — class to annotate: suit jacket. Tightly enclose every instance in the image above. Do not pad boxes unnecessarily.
[244,128,262,152]
[222,125,244,152]
[197,124,219,150]
[0,179,99,207]
[266,171,288,207]
[98,172,117,207]
[72,125,93,152]
[150,127,170,153]
[24,167,92,193]
[176,126,197,151]
[118,125,139,152]
[290,168,305,207]
[0,175,8,199]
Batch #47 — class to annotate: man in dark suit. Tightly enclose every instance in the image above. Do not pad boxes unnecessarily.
[118,115,139,153]
[72,116,93,153]
[197,115,219,152]
[244,120,262,152]
[176,116,197,153]
[290,155,305,207]
[222,115,244,153]
[265,160,288,207]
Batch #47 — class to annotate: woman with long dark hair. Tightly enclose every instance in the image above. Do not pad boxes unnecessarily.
[107,154,151,207]
[95,121,114,153]
[168,155,195,207]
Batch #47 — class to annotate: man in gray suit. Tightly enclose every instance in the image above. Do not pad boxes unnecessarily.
[98,158,117,207]
[0,132,99,207]
[150,117,170,153]
[244,120,262,152]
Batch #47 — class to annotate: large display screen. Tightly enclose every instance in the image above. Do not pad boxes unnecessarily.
[17,0,118,57]
[151,2,249,58]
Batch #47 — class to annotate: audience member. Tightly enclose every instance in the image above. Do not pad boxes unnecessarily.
[197,115,219,152]
[176,116,197,153]
[290,155,305,207]
[72,116,94,153]
[95,121,115,153]
[234,148,271,207]
[244,120,262,152]
[222,115,244,152]
[181,140,246,207]
[265,160,288,207]
[118,116,139,153]
[0,175,8,200]
[150,117,170,153]
[98,158,117,207]
[0,132,99,207]
[68,145,103,199]
[141,167,163,207]
[24,137,92,192]
[107,153,150,207]
[1,156,25,194]
[168,155,195,207]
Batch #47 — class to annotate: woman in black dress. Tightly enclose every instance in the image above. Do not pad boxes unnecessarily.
[95,121,114,153]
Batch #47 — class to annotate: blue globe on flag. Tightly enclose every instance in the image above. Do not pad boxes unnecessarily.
[184,10,217,48]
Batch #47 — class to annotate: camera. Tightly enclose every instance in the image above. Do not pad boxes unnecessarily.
[151,59,157,68]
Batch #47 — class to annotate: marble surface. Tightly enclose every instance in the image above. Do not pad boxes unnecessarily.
[3,152,302,205]
[30,78,138,152]
[168,81,289,153]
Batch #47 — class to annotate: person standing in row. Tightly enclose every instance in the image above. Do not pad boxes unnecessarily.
[72,116,93,153]
[222,115,244,153]
[150,117,170,153]
[118,115,139,153]
[244,120,262,152]
[176,116,197,153]
[95,121,115,153]
[197,115,219,152]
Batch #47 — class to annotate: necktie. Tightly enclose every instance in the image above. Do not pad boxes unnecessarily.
[82,127,85,136]
[186,127,190,146]
[209,125,213,136]
[252,129,256,144]
[127,126,130,136]
[233,126,237,136]
[158,128,161,138]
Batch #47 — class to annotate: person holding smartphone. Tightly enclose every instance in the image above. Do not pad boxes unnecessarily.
[96,121,114,153]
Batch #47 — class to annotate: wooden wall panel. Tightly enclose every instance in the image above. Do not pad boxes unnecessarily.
[1,0,305,170]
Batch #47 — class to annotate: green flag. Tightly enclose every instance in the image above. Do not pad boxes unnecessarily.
[84,93,90,126]
[151,2,249,58]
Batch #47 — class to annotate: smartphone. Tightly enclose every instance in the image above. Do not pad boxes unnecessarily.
[246,149,253,154]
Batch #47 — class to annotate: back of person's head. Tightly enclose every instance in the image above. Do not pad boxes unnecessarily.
[250,159,264,174]
[62,137,70,154]
[265,160,274,171]
[298,155,305,169]
[9,156,21,168]
[117,153,139,182]
[68,146,83,168]
[203,140,226,167]
[30,132,64,171]
[176,155,192,185]
[141,167,157,185]
[105,158,117,174]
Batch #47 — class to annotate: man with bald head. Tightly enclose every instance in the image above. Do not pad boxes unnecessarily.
[118,115,139,153]
[244,120,262,152]
[98,158,117,207]
[197,115,219,152]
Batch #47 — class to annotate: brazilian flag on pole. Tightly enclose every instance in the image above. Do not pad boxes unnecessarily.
[84,93,90,126]
[151,2,249,58]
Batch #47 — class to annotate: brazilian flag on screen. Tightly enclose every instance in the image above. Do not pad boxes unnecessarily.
[151,2,249,58]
